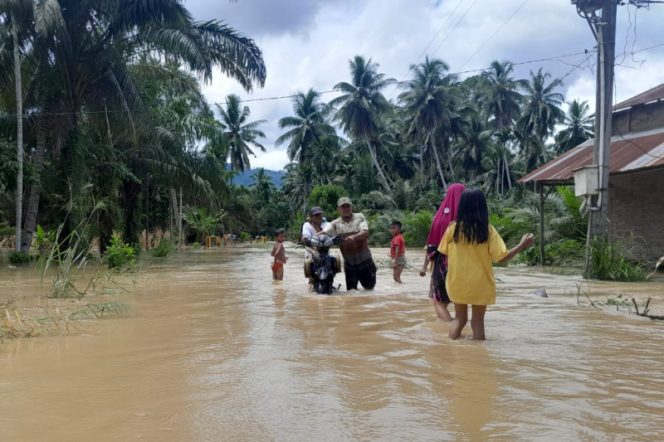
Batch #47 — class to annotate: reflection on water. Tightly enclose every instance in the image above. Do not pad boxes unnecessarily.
[1,247,664,441]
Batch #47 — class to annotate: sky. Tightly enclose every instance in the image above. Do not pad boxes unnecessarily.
[185,0,664,171]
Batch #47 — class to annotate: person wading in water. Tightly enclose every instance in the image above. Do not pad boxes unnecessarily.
[321,197,377,291]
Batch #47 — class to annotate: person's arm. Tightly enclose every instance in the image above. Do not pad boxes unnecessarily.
[420,249,430,276]
[347,229,369,242]
[498,233,535,264]
[392,243,400,267]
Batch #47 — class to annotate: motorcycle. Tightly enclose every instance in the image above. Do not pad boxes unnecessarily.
[303,235,343,295]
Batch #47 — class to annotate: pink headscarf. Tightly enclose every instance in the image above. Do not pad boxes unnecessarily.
[426,183,465,246]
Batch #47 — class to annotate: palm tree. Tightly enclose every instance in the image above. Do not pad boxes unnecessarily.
[276,88,338,195]
[250,168,275,206]
[519,68,564,171]
[331,55,396,192]
[216,94,266,172]
[555,100,594,154]
[399,57,460,189]
[480,61,526,192]
[277,89,336,163]
[0,0,267,251]
[455,108,493,181]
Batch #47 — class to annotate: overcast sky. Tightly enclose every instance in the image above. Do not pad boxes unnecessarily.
[185,0,664,171]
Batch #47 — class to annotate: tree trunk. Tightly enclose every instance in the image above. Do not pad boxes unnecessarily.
[444,138,456,182]
[170,187,181,246]
[12,19,23,252]
[20,139,45,252]
[430,132,448,190]
[503,150,512,190]
[366,139,392,192]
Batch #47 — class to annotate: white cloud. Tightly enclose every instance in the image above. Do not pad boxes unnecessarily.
[191,0,664,171]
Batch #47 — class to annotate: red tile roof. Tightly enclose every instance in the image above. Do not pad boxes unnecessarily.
[519,128,664,184]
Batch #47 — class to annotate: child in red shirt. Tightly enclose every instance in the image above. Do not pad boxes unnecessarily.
[389,221,406,283]
[271,228,288,280]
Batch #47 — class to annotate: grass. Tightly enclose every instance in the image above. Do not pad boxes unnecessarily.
[587,236,647,282]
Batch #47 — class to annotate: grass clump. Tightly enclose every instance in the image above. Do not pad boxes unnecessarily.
[9,251,34,265]
[151,238,174,257]
[587,236,646,282]
[106,234,137,269]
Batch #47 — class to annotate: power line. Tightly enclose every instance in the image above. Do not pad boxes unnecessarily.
[3,42,664,118]
[457,0,530,71]
[414,0,466,62]
[430,0,480,58]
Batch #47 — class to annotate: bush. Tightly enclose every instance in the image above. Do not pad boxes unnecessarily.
[151,238,174,257]
[307,184,348,216]
[403,210,433,248]
[520,239,585,266]
[9,251,33,265]
[192,241,201,250]
[105,234,137,269]
[588,236,646,281]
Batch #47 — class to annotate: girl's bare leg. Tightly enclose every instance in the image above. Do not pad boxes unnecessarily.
[470,305,487,340]
[393,265,404,283]
[433,300,452,322]
[449,303,468,340]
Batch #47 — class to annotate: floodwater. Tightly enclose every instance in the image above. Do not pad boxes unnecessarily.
[1,246,664,441]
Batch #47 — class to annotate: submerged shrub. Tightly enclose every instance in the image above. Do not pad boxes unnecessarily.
[588,236,646,282]
[151,238,174,257]
[106,234,137,269]
[9,251,33,265]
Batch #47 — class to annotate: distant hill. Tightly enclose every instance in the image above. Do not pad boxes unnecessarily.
[232,168,284,188]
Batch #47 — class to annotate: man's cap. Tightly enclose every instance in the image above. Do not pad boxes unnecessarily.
[337,196,352,206]
[309,206,323,216]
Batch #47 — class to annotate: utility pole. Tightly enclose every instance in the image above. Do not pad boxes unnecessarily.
[572,0,617,239]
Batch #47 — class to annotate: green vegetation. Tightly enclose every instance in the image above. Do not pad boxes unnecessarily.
[151,238,175,258]
[9,250,32,265]
[0,1,645,282]
[106,234,137,270]
[588,237,646,282]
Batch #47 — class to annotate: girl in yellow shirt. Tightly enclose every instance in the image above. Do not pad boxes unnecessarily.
[439,190,534,340]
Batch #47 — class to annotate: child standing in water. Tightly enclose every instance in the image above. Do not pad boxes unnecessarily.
[439,190,534,340]
[271,228,288,281]
[389,221,406,283]
[420,183,465,322]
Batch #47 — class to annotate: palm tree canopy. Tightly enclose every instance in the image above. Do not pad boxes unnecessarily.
[554,99,594,154]
[216,94,266,172]
[331,55,396,140]
[276,88,337,163]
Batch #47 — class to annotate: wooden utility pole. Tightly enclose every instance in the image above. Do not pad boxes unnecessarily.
[12,18,23,253]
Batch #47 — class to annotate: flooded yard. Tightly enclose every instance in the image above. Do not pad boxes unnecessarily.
[1,246,664,441]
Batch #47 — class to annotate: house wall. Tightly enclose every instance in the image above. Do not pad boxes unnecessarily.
[612,101,664,136]
[609,168,664,260]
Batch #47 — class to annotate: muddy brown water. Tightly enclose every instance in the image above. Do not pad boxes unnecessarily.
[1,246,664,441]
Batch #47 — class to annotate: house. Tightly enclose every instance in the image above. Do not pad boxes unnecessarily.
[520,83,664,261]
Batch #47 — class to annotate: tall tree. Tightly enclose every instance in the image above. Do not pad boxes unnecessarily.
[555,100,594,154]
[480,61,525,193]
[332,55,396,192]
[216,94,266,172]
[519,68,564,171]
[399,57,460,189]
[0,0,267,250]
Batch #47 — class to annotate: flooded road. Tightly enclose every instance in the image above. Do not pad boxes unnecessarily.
[1,246,664,441]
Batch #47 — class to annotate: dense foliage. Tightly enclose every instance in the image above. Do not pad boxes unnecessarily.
[1,1,603,271]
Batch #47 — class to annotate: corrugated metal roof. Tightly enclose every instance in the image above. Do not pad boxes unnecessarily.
[613,83,664,112]
[519,127,664,184]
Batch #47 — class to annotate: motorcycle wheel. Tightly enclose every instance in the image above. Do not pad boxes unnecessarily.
[333,254,342,273]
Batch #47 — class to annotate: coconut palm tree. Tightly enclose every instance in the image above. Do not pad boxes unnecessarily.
[0,0,267,250]
[399,57,461,189]
[216,94,266,172]
[555,100,594,154]
[331,56,396,192]
[518,68,564,171]
[277,89,337,163]
[455,108,493,181]
[480,61,526,192]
